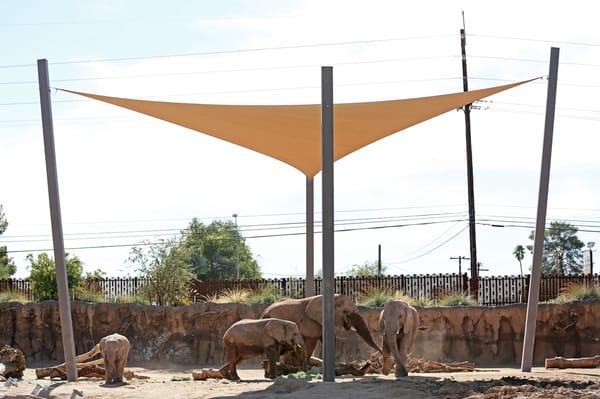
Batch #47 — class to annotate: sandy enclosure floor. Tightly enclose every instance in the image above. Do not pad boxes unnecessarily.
[3,366,600,399]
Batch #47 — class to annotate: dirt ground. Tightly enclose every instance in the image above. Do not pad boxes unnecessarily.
[3,366,600,399]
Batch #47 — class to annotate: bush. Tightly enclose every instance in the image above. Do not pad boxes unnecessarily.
[129,241,194,306]
[554,283,600,303]
[0,290,30,303]
[203,288,250,303]
[438,293,476,307]
[357,287,433,308]
[110,294,151,305]
[74,287,105,303]
[27,253,83,301]
[245,285,282,305]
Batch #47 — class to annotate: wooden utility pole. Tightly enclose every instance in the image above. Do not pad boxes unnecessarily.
[450,256,469,275]
[377,244,382,276]
[460,14,478,300]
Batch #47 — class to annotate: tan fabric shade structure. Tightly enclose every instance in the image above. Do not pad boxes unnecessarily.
[60,79,534,177]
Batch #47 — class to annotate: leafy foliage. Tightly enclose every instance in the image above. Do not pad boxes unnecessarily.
[527,221,584,275]
[345,261,386,277]
[177,219,261,280]
[129,240,194,306]
[437,293,476,307]
[27,253,83,301]
[0,290,30,303]
[554,283,600,303]
[0,205,16,279]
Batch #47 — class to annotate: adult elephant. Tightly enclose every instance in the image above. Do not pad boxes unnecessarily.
[379,300,420,378]
[262,294,381,365]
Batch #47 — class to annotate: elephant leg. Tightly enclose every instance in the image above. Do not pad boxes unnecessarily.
[394,335,408,378]
[224,344,240,381]
[381,335,392,376]
[303,337,321,367]
[265,345,279,379]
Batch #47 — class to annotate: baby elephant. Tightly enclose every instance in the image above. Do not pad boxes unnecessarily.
[220,318,306,380]
[379,300,419,378]
[99,333,130,385]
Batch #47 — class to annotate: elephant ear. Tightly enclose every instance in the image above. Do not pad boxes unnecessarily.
[266,320,288,343]
[403,307,416,335]
[305,295,323,325]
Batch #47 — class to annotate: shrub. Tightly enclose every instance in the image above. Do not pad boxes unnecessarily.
[74,287,105,303]
[27,253,83,301]
[203,288,250,303]
[0,290,30,303]
[554,283,600,303]
[110,294,151,305]
[245,285,282,305]
[438,293,476,307]
[129,241,194,306]
[357,286,393,308]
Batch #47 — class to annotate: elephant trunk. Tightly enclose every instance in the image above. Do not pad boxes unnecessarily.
[348,312,382,354]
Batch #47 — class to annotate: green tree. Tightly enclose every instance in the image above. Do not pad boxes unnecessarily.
[129,240,194,306]
[177,219,261,280]
[27,253,84,300]
[346,261,386,277]
[513,244,526,276]
[0,205,16,279]
[527,221,584,275]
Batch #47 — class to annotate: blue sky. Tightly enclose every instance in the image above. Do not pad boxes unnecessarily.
[2,0,600,278]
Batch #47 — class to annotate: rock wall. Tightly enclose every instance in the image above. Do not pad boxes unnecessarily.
[0,301,598,367]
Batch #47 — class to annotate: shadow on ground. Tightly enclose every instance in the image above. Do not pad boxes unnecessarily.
[210,375,600,399]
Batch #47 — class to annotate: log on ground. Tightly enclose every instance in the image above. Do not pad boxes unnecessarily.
[545,355,600,369]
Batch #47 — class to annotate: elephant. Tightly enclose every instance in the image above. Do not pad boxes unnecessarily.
[99,333,130,385]
[219,318,306,380]
[379,300,419,378]
[262,294,382,365]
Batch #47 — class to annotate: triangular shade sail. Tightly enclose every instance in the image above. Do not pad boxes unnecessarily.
[61,79,534,177]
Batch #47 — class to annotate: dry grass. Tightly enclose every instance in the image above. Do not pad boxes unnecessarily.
[554,283,600,303]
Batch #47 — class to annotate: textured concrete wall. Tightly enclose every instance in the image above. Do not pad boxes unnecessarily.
[0,300,598,367]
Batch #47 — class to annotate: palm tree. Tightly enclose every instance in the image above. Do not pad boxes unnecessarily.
[513,245,526,276]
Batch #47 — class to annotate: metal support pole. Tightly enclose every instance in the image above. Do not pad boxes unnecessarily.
[37,59,78,382]
[321,66,335,382]
[521,47,560,372]
[305,177,315,297]
[460,28,479,301]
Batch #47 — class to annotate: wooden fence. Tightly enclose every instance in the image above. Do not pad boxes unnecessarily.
[1,273,598,305]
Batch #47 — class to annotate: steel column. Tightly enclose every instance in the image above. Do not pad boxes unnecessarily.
[521,47,560,372]
[321,66,335,382]
[37,59,78,382]
[305,177,315,297]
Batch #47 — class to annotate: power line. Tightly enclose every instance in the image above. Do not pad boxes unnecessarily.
[0,212,466,242]
[0,55,458,86]
[5,218,467,254]
[387,225,469,266]
[0,76,463,107]
[0,34,453,70]
[470,33,600,48]
[4,204,467,228]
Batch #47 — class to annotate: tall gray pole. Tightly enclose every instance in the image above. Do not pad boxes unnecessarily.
[305,177,315,297]
[377,244,382,276]
[521,47,560,372]
[37,59,78,382]
[321,66,336,382]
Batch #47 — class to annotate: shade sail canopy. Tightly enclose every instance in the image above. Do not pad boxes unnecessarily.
[61,79,534,177]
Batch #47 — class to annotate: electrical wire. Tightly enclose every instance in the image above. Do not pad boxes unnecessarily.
[4,218,467,254]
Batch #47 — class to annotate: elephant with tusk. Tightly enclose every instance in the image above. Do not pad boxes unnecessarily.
[219,318,306,380]
[262,294,382,366]
[379,300,420,378]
